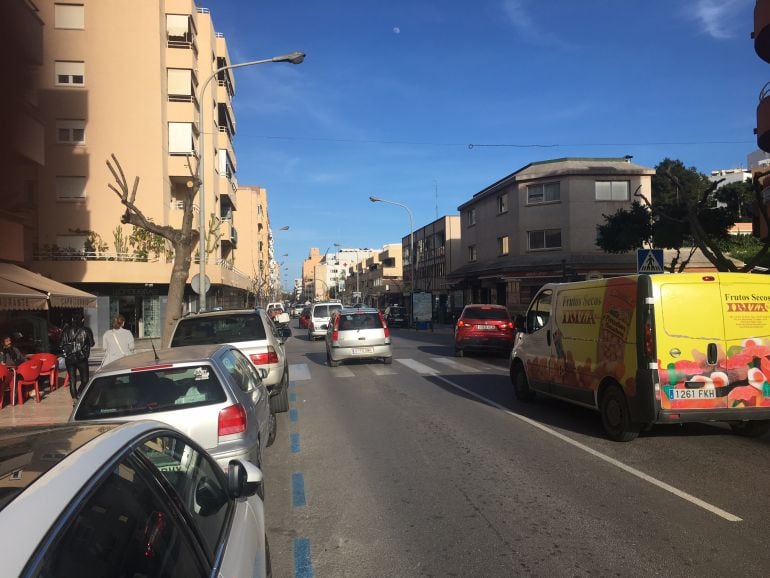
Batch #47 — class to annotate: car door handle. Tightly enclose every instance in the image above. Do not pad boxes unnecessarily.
[707,343,718,365]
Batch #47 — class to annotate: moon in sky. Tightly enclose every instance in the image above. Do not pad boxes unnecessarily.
[393,27,400,34]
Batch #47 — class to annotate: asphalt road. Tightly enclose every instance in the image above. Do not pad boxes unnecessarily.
[263,321,770,577]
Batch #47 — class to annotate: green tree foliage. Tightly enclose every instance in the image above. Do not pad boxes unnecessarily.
[596,158,770,272]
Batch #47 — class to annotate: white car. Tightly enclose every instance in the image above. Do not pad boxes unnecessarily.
[0,420,270,577]
[308,301,344,340]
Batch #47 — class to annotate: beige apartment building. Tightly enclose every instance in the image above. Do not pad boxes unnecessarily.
[448,158,655,312]
[358,244,403,309]
[302,248,324,300]
[29,1,265,338]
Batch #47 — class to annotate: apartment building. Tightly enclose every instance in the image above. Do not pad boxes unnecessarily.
[235,185,271,305]
[30,1,259,338]
[302,248,324,300]
[448,158,655,312]
[358,244,403,309]
[401,216,462,323]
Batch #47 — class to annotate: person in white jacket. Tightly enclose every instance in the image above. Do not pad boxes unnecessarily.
[100,314,135,368]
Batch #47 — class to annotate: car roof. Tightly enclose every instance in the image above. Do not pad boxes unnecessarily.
[464,304,507,309]
[340,307,380,314]
[183,308,263,319]
[95,343,230,374]
[0,420,175,575]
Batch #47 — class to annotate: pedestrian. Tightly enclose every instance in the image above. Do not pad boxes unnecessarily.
[100,314,135,369]
[60,315,95,401]
[0,335,24,366]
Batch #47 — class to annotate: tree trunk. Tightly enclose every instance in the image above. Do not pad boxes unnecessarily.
[162,238,194,346]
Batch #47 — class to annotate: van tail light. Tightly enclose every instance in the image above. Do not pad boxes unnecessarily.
[379,312,390,338]
[218,404,247,436]
[644,320,655,358]
[331,316,340,342]
[250,347,278,365]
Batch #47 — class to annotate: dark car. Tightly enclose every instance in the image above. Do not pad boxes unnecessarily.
[384,306,408,328]
[454,304,515,357]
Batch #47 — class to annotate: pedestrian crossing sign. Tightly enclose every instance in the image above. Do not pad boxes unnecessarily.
[637,249,664,274]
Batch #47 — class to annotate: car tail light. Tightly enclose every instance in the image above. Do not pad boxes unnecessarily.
[457,320,466,329]
[332,316,339,342]
[250,347,278,365]
[500,321,514,330]
[379,312,389,338]
[218,404,247,436]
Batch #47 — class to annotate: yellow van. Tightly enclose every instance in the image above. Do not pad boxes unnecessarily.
[510,273,770,441]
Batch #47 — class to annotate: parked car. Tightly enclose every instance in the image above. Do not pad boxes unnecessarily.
[384,305,408,328]
[326,307,392,366]
[299,306,311,329]
[308,302,344,340]
[0,421,270,577]
[454,304,515,357]
[73,344,275,473]
[168,309,290,413]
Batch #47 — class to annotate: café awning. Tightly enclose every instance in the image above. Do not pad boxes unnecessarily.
[0,263,97,309]
[0,277,48,311]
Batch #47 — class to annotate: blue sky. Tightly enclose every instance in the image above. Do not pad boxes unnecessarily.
[210,0,764,286]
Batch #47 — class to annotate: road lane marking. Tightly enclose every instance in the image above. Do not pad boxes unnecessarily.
[395,358,438,375]
[432,357,479,373]
[366,364,398,376]
[289,392,297,402]
[431,373,743,523]
[329,365,355,378]
[291,433,301,454]
[290,409,299,423]
[292,473,307,507]
[294,538,314,578]
[290,363,312,381]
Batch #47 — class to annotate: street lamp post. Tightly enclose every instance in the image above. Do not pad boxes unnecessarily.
[369,196,416,326]
[197,53,304,312]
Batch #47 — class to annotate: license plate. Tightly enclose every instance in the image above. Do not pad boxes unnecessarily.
[670,388,717,400]
[351,347,374,354]
[476,324,494,330]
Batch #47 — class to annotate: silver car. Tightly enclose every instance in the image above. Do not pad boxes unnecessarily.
[308,301,343,340]
[0,421,270,577]
[326,307,392,366]
[72,344,275,473]
[168,308,290,413]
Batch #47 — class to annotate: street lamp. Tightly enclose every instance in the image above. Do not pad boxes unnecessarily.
[369,195,416,326]
[197,53,304,311]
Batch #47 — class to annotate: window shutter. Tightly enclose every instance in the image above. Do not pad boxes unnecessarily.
[166,14,189,37]
[56,176,86,199]
[168,123,193,153]
[167,68,192,96]
[55,4,84,29]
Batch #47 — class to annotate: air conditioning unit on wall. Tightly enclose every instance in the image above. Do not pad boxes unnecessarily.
[171,200,184,210]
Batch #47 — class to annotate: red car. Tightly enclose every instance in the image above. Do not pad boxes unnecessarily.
[298,307,311,329]
[454,304,515,357]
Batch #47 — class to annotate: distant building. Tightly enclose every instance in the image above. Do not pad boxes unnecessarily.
[709,168,752,187]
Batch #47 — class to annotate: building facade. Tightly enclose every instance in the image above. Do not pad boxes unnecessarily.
[29,1,259,339]
[449,158,655,313]
[358,244,403,309]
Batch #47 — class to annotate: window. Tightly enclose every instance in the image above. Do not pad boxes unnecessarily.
[56,176,86,200]
[526,289,553,333]
[167,68,195,100]
[497,235,509,256]
[168,122,195,154]
[54,3,84,29]
[56,235,86,252]
[527,229,562,250]
[526,181,560,204]
[138,435,230,562]
[166,14,193,42]
[56,119,85,144]
[55,61,85,86]
[34,454,205,577]
[595,180,630,201]
[497,194,508,214]
[467,208,476,226]
[468,245,477,262]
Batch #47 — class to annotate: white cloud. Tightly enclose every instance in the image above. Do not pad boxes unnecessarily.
[692,0,751,39]
[500,0,575,50]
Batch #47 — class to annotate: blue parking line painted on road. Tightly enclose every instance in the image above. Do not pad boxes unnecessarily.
[293,538,314,578]
[291,433,300,453]
[289,391,297,402]
[289,380,297,390]
[292,473,306,507]
[290,408,299,422]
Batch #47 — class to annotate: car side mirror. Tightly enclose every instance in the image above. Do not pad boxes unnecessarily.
[514,315,526,332]
[228,459,264,499]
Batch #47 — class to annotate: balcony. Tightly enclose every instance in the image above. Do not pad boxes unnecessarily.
[168,152,198,180]
[755,0,770,63]
[757,83,770,152]
[220,219,238,248]
[166,98,198,123]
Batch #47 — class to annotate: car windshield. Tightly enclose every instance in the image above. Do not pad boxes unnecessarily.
[313,304,342,318]
[338,313,383,331]
[170,314,266,346]
[389,308,406,315]
[462,308,509,320]
[75,365,226,420]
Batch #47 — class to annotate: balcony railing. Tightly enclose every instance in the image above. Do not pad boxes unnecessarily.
[33,249,172,263]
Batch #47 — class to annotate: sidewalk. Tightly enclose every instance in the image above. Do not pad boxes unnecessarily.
[0,380,74,427]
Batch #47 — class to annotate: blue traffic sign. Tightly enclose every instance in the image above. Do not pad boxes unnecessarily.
[637,249,664,274]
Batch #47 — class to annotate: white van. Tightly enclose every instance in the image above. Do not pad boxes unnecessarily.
[308,302,343,340]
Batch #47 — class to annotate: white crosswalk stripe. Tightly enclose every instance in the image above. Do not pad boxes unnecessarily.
[329,365,356,378]
[431,357,479,373]
[366,364,398,376]
[289,363,311,381]
[395,358,438,375]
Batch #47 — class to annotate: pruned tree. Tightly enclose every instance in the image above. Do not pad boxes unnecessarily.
[107,154,199,345]
[597,158,770,272]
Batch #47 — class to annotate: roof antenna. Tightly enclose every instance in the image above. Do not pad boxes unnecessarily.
[151,340,160,361]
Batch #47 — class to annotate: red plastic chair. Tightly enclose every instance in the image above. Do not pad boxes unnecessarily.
[15,360,42,405]
[0,365,10,409]
[29,353,59,392]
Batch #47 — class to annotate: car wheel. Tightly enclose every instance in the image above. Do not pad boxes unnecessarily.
[327,348,340,367]
[383,356,393,365]
[269,368,290,414]
[600,384,640,442]
[266,412,277,447]
[729,420,770,437]
[511,365,536,402]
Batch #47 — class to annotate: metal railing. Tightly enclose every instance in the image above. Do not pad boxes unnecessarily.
[33,250,171,263]
[760,81,770,103]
